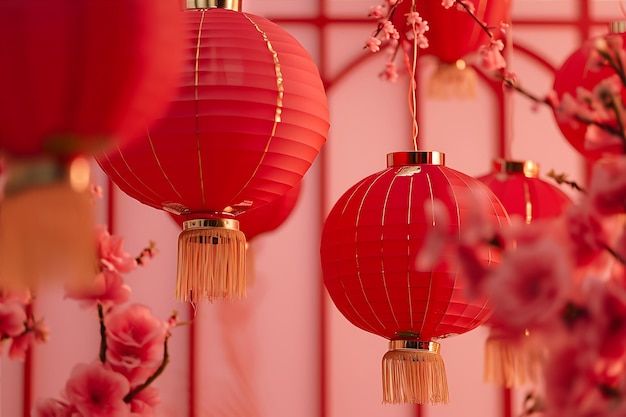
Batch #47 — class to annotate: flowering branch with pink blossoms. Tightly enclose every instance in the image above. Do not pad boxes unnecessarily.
[0,289,48,361]
[30,226,186,417]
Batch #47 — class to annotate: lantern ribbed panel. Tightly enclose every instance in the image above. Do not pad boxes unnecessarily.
[0,0,183,157]
[553,32,626,158]
[96,9,329,216]
[478,173,572,221]
[321,163,508,342]
[392,0,511,64]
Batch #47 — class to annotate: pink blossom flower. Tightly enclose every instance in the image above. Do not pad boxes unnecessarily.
[381,21,399,40]
[64,362,131,417]
[9,331,34,361]
[585,280,626,360]
[368,4,385,19]
[66,269,132,309]
[105,304,167,386]
[441,0,455,8]
[416,199,450,271]
[365,36,382,53]
[129,387,160,417]
[0,288,31,304]
[485,237,573,332]
[479,39,506,70]
[97,226,137,274]
[560,203,614,267]
[543,343,608,417]
[380,61,399,82]
[32,398,73,417]
[589,155,626,214]
[0,301,26,337]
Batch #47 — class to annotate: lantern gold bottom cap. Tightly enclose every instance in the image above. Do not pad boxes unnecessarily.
[388,340,440,353]
[182,217,240,231]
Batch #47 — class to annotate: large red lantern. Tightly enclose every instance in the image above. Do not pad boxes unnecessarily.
[98,1,329,303]
[0,0,183,289]
[320,151,509,404]
[477,159,572,387]
[552,27,626,158]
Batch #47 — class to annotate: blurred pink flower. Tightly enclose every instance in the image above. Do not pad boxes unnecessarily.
[479,39,506,70]
[105,304,167,386]
[560,203,614,267]
[64,362,131,417]
[9,331,34,361]
[486,238,573,332]
[589,155,626,215]
[97,226,137,274]
[66,270,131,309]
[31,398,73,417]
[0,288,31,304]
[365,37,382,52]
[586,280,626,360]
[0,301,26,338]
[129,387,160,417]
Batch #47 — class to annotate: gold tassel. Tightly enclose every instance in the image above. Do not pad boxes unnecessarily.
[484,328,545,387]
[176,218,246,303]
[382,340,449,405]
[0,157,95,291]
[427,60,477,100]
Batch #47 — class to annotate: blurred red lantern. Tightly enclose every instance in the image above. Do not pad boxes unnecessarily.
[477,159,572,387]
[0,0,183,289]
[320,151,508,404]
[552,28,626,158]
[98,2,329,303]
[478,159,573,223]
[392,0,511,97]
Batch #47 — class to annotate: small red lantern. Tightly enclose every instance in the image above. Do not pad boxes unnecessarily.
[0,0,183,289]
[320,151,508,404]
[392,0,511,97]
[98,1,329,303]
[477,159,572,387]
[552,27,626,158]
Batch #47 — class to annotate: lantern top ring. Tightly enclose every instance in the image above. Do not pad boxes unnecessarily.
[185,0,241,11]
[493,158,539,178]
[386,151,445,167]
[388,340,440,354]
[183,217,240,231]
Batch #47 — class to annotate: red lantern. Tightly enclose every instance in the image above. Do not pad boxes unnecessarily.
[392,0,511,97]
[552,28,626,158]
[477,159,572,387]
[97,2,329,303]
[0,0,183,289]
[478,159,573,223]
[320,151,508,404]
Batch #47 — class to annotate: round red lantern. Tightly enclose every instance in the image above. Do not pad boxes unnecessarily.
[477,159,573,387]
[392,0,511,97]
[478,159,573,223]
[320,151,509,404]
[552,27,626,158]
[97,1,329,303]
[0,0,183,289]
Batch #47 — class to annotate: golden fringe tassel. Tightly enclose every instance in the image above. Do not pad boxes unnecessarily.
[0,182,96,291]
[176,226,246,303]
[484,330,545,387]
[382,348,450,405]
[427,61,477,100]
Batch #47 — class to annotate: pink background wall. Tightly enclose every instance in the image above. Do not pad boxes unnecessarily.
[1,0,622,416]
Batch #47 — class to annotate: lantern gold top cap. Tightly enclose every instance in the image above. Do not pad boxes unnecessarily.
[493,158,539,178]
[610,21,626,34]
[386,151,445,167]
[185,0,241,11]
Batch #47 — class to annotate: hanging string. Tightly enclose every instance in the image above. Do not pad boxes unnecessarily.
[503,19,514,160]
[406,0,419,151]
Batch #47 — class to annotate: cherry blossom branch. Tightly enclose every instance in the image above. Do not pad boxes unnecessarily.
[123,336,170,403]
[601,242,626,265]
[97,303,107,364]
[546,169,586,194]
[454,0,494,39]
